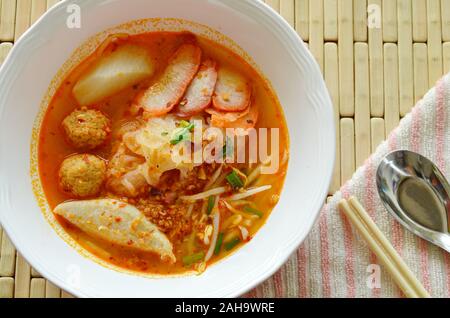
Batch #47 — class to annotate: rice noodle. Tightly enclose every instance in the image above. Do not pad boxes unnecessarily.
[204,165,223,190]
[203,225,213,245]
[204,197,220,262]
[180,187,226,201]
[186,203,194,218]
[221,200,255,219]
[223,229,240,243]
[239,226,249,241]
[245,164,261,186]
[245,158,272,186]
[121,178,136,194]
[227,185,272,201]
[221,214,243,230]
[200,200,207,216]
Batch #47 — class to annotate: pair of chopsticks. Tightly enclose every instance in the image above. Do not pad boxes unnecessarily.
[338,196,431,298]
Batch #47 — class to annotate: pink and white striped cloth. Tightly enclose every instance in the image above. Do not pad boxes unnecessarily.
[248,73,450,298]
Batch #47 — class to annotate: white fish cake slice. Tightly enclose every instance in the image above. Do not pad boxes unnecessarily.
[212,67,251,112]
[54,199,176,263]
[133,44,202,116]
[175,59,218,117]
[73,44,155,106]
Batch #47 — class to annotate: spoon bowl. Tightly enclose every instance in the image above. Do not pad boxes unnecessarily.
[376,150,450,253]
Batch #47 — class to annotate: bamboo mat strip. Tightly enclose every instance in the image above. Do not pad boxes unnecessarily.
[383,43,400,136]
[382,0,398,42]
[444,42,450,74]
[398,0,414,116]
[0,232,15,276]
[368,0,384,117]
[30,0,46,24]
[279,0,294,28]
[442,1,450,42]
[265,0,280,12]
[340,118,356,184]
[323,0,337,41]
[338,0,354,116]
[14,0,31,41]
[412,0,427,42]
[324,42,340,194]
[14,253,30,298]
[30,278,45,298]
[31,268,41,278]
[413,43,429,103]
[45,280,61,298]
[354,42,371,167]
[0,42,11,72]
[371,118,385,152]
[309,0,324,72]
[46,0,59,10]
[353,0,367,42]
[426,0,443,87]
[295,0,309,41]
[0,0,16,41]
[0,0,449,298]
[61,290,74,298]
[0,277,14,298]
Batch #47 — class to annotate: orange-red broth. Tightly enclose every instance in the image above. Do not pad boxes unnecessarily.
[38,32,289,275]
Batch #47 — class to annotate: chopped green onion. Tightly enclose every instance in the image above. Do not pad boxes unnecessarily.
[161,131,169,136]
[243,206,263,218]
[170,122,195,145]
[214,233,224,255]
[225,237,241,251]
[226,170,244,189]
[206,196,215,215]
[182,251,205,266]
[170,135,183,145]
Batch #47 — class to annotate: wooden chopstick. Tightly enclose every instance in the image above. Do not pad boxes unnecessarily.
[338,196,431,298]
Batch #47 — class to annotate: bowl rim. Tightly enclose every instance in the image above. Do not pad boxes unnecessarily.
[0,0,335,298]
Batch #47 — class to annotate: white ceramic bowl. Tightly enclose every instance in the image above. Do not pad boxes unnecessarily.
[0,0,334,297]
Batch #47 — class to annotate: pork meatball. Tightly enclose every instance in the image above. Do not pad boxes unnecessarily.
[59,154,107,197]
[62,107,111,149]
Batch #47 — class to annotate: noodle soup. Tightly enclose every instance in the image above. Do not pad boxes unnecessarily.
[38,31,289,275]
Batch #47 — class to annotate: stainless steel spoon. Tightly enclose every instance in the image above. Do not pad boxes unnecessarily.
[376,150,450,253]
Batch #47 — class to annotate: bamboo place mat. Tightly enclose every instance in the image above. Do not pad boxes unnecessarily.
[0,0,450,298]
